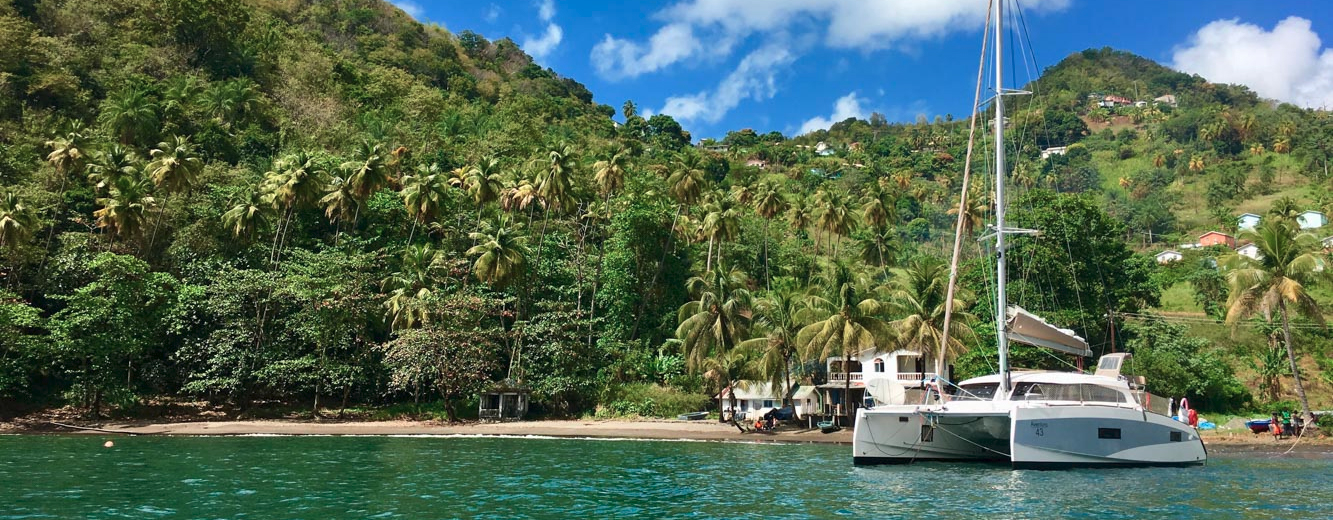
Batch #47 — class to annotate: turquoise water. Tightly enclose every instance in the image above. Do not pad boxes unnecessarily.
[3,435,1332,519]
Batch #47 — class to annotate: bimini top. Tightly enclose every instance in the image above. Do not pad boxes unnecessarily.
[1006,306,1092,358]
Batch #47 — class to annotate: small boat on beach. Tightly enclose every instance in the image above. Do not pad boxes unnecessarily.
[818,420,842,434]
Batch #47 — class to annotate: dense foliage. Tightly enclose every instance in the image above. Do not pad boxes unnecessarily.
[1,0,1330,418]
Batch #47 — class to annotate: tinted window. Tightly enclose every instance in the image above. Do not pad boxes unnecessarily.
[955,383,999,400]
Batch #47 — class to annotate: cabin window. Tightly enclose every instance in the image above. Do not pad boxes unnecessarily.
[763,400,774,408]
[873,358,885,373]
[1098,428,1122,439]
[1098,357,1120,371]
[1082,385,1128,403]
[955,383,1000,400]
[1170,431,1182,442]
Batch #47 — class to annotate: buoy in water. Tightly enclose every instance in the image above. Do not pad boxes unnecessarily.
[103,440,114,448]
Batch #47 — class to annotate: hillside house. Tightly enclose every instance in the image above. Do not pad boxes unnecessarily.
[1041,146,1068,159]
[1155,250,1183,264]
[1154,94,1178,107]
[814,141,835,156]
[1297,210,1327,230]
[1099,95,1132,108]
[1237,243,1262,260]
[1322,236,1333,250]
[1199,231,1236,249]
[1238,213,1261,231]
[744,158,767,169]
[1134,100,1148,107]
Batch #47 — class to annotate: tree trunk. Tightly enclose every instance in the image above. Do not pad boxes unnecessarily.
[762,218,771,290]
[1279,299,1315,426]
[705,234,714,272]
[729,382,744,432]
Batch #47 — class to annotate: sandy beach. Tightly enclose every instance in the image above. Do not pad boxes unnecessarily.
[6,417,1333,455]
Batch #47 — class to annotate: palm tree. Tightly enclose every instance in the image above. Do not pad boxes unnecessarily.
[45,131,87,179]
[537,143,578,216]
[1269,196,1301,224]
[814,189,856,256]
[592,144,630,202]
[675,266,753,424]
[858,227,899,269]
[99,87,158,146]
[883,256,976,376]
[147,136,203,194]
[262,152,328,264]
[1223,220,1326,426]
[467,220,530,289]
[500,171,540,216]
[221,188,271,240]
[946,189,987,239]
[700,191,741,272]
[93,173,157,243]
[0,191,37,249]
[701,344,763,430]
[382,244,445,331]
[752,181,787,287]
[739,279,814,406]
[320,168,358,241]
[346,141,392,201]
[400,163,451,243]
[799,261,895,424]
[466,156,505,227]
[87,145,140,194]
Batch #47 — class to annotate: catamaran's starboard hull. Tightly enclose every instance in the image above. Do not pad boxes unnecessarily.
[1009,405,1206,469]
[852,407,1011,465]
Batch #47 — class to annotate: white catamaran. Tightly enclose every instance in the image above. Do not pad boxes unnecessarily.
[851,0,1206,469]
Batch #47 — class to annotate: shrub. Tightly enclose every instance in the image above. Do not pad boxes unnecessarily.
[595,383,710,419]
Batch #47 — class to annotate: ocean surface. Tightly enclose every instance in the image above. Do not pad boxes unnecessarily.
[2,435,1332,519]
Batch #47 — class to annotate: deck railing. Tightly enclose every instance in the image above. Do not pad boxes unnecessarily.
[828,372,863,383]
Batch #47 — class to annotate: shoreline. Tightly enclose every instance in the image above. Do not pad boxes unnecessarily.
[5,418,1333,455]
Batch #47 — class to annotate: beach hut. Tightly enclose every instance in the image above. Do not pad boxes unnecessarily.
[478,378,530,422]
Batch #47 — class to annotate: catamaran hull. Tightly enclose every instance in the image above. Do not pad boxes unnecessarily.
[852,407,1010,465]
[1009,406,1207,469]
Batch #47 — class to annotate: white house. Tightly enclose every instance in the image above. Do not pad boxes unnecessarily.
[816,348,940,425]
[717,381,819,420]
[1323,235,1333,250]
[1297,210,1327,230]
[1155,250,1183,264]
[1154,94,1177,107]
[1040,146,1068,159]
[1236,243,1262,260]
[814,141,835,156]
[1237,213,1262,231]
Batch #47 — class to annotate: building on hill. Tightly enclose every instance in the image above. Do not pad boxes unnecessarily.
[1134,100,1148,107]
[1153,94,1178,107]
[1199,231,1235,249]
[744,158,767,169]
[1322,235,1333,251]
[699,143,729,153]
[716,381,818,421]
[1297,210,1327,230]
[1041,146,1068,159]
[814,141,835,156]
[1238,213,1262,231]
[1155,250,1183,264]
[1236,243,1262,260]
[1099,95,1132,108]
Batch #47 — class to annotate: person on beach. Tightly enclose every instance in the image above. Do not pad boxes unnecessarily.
[1270,412,1283,439]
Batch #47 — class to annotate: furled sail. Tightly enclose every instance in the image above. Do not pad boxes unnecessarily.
[1005,306,1092,357]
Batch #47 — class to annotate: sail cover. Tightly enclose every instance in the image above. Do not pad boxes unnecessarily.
[1005,306,1092,357]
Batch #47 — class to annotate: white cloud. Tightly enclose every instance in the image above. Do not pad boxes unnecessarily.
[799,92,868,135]
[391,0,424,20]
[592,24,705,80]
[655,44,795,123]
[522,0,563,60]
[484,4,502,23]
[1173,16,1333,109]
[593,0,1069,80]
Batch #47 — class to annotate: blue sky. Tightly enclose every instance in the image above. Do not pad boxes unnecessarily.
[394,0,1333,140]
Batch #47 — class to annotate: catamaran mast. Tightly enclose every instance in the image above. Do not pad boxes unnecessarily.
[993,0,1011,395]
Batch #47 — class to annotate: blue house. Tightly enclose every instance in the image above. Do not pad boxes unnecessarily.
[1297,210,1327,230]
[1237,213,1261,231]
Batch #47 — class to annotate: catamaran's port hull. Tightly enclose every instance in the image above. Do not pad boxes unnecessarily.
[852,407,1011,465]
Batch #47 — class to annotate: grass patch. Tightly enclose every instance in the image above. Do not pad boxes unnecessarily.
[1156,281,1202,313]
[595,383,711,419]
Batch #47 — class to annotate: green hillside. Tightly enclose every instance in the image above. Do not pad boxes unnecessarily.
[1,1,1330,420]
